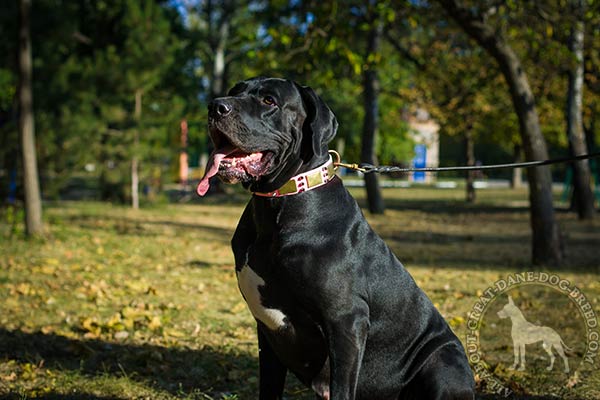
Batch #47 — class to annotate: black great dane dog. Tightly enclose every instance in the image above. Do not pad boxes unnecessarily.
[197,77,474,400]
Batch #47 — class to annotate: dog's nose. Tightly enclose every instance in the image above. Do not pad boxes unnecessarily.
[209,100,232,118]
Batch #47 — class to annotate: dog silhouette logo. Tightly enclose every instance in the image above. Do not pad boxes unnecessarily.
[497,295,571,373]
[466,272,599,397]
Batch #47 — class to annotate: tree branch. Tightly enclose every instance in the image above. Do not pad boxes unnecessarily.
[383,30,425,71]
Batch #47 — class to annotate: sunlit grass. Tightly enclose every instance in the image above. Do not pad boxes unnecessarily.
[0,185,598,399]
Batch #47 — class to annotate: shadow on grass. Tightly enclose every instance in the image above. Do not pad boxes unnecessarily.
[476,395,563,400]
[0,394,125,400]
[0,393,569,400]
[0,328,588,400]
[56,214,235,244]
[167,188,250,206]
[363,200,599,272]
[353,195,533,215]
[50,197,599,272]
[0,328,257,398]
[186,260,232,268]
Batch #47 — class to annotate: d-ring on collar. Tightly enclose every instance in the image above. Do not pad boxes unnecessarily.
[253,154,336,198]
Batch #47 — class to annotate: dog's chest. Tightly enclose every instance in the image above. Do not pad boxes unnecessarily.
[236,264,288,330]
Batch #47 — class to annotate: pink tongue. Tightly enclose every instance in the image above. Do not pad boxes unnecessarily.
[196,146,236,196]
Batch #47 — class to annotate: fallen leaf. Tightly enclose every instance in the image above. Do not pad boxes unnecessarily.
[566,371,580,388]
[449,316,465,328]
[114,331,129,340]
[148,316,162,331]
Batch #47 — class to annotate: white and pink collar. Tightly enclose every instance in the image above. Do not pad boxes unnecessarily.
[253,156,336,197]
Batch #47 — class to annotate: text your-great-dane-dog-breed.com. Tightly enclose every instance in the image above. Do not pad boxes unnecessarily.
[197,77,475,400]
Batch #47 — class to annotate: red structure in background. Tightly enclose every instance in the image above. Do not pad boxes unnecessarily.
[179,119,189,187]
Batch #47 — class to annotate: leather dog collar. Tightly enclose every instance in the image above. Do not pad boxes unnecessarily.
[254,156,336,197]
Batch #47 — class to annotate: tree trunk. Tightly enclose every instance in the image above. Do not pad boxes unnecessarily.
[511,143,524,189]
[201,2,231,195]
[361,17,385,214]
[464,129,476,203]
[210,9,230,100]
[131,89,142,210]
[438,0,564,266]
[19,0,43,236]
[566,0,595,219]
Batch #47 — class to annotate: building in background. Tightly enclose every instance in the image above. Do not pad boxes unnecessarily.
[406,108,439,183]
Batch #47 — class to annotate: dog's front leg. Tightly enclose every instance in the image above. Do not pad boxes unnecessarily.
[258,328,287,400]
[325,311,369,400]
[510,343,519,370]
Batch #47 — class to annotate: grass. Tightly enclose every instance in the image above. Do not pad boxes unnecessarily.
[0,184,599,399]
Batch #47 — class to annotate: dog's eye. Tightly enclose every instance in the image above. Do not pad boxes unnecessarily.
[262,96,277,106]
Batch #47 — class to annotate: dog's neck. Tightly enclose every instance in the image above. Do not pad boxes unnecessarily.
[253,156,335,197]
[506,307,528,328]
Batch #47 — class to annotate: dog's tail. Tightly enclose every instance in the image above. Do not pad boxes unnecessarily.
[560,339,573,352]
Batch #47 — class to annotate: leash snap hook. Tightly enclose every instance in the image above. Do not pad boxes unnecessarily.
[329,149,371,173]
[329,149,341,171]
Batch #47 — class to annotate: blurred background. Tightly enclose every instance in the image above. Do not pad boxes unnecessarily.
[1,0,598,208]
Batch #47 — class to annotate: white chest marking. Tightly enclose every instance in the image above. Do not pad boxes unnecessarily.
[236,265,287,330]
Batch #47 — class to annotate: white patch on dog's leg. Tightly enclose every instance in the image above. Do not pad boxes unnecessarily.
[236,265,287,330]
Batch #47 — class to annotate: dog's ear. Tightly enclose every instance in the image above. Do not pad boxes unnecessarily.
[295,84,338,161]
[508,296,514,305]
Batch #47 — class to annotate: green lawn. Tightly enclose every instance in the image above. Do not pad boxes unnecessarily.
[1,185,598,399]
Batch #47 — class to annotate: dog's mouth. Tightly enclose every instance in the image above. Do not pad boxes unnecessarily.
[197,132,274,196]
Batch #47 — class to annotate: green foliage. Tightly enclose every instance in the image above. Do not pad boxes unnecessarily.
[0,69,16,111]
[379,94,413,164]
[0,0,198,202]
[1,0,599,203]
[248,1,415,163]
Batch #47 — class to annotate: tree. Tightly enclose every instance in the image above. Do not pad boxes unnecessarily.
[184,1,269,191]
[437,0,564,265]
[186,1,267,100]
[565,0,595,219]
[1,1,198,206]
[385,4,513,202]
[187,0,233,101]
[121,0,178,208]
[360,7,385,214]
[67,0,180,207]
[18,0,43,236]
[583,3,600,157]
[510,1,597,217]
[256,1,413,213]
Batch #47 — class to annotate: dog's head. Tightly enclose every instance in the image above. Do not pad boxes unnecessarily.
[197,77,338,195]
[497,296,517,319]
